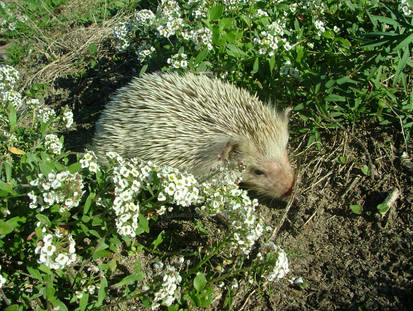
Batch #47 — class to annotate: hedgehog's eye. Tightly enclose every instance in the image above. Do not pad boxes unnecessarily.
[254,169,265,176]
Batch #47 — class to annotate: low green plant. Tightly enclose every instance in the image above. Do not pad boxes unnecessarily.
[0,64,289,310]
[111,0,411,146]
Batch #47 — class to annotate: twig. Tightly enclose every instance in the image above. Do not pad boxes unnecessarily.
[0,288,10,306]
[270,190,296,240]
[239,289,256,311]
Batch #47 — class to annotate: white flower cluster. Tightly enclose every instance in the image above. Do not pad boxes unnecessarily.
[73,264,102,300]
[113,21,133,51]
[257,8,269,17]
[44,134,63,155]
[191,2,208,20]
[62,107,74,128]
[258,242,290,281]
[26,98,40,108]
[80,151,100,174]
[314,19,326,36]
[156,166,201,208]
[196,168,266,256]
[135,9,156,27]
[28,171,85,213]
[156,0,183,38]
[108,152,201,238]
[157,0,181,18]
[110,154,152,238]
[151,261,183,310]
[35,231,77,270]
[157,17,184,38]
[106,154,266,255]
[136,44,156,63]
[37,106,56,123]
[253,19,291,56]
[280,61,299,78]
[222,0,249,10]
[167,52,188,69]
[191,27,213,50]
[0,265,6,288]
[0,64,19,91]
[0,90,23,109]
[400,0,413,16]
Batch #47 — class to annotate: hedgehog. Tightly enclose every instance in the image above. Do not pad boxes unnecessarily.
[92,72,295,199]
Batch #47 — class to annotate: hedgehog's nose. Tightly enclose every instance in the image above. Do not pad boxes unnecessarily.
[283,176,295,197]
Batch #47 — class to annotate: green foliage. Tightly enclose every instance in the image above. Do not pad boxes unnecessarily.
[0,65,286,309]
[113,0,412,146]
[1,0,412,309]
[350,204,364,215]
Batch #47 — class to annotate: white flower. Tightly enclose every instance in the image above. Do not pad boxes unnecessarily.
[42,244,56,256]
[158,192,167,201]
[55,253,69,267]
[0,274,6,288]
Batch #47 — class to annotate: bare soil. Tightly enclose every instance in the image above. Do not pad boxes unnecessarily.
[5,13,413,310]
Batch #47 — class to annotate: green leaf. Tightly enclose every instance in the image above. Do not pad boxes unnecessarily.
[8,103,16,131]
[139,64,148,77]
[0,220,13,235]
[208,5,224,21]
[114,272,145,287]
[68,162,81,173]
[46,279,56,301]
[325,79,336,88]
[218,17,234,29]
[152,230,165,250]
[377,203,390,215]
[295,45,304,63]
[251,57,259,74]
[96,277,108,307]
[0,217,25,235]
[5,305,20,311]
[51,299,68,311]
[361,165,369,176]
[38,264,53,275]
[394,46,410,85]
[83,192,96,215]
[0,180,17,196]
[77,292,89,311]
[168,304,179,311]
[336,77,358,85]
[269,54,275,73]
[194,273,207,291]
[325,94,346,102]
[136,214,149,234]
[350,204,363,215]
[372,15,401,28]
[194,49,209,65]
[39,160,53,176]
[394,32,413,52]
[27,266,43,281]
[226,43,246,58]
[88,43,97,54]
[36,214,52,227]
[92,249,112,259]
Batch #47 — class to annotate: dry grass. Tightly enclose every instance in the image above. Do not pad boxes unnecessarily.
[7,0,133,89]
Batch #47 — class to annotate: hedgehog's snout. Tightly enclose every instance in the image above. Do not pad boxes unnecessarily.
[282,173,295,197]
[274,162,295,199]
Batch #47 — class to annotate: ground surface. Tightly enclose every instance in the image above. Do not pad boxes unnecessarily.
[4,8,413,310]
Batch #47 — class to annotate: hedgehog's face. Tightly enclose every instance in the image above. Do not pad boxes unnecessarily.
[222,138,295,199]
[242,151,295,199]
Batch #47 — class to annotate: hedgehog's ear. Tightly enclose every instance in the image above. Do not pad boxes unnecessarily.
[220,139,239,161]
[219,137,249,161]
